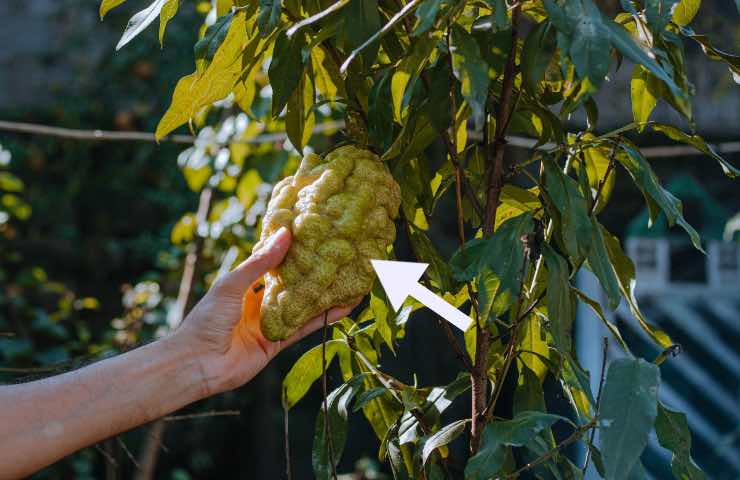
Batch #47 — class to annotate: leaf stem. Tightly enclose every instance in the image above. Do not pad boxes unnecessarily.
[321,312,338,480]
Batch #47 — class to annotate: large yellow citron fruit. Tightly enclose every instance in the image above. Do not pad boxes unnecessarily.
[254,145,401,340]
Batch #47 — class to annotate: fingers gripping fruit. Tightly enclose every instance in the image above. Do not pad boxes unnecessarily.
[254,146,401,341]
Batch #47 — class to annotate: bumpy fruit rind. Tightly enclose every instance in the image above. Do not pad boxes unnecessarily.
[254,145,401,341]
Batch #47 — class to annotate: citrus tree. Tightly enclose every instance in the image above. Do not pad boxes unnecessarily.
[102,0,738,478]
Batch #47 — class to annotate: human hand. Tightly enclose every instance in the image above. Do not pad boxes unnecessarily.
[174,227,356,397]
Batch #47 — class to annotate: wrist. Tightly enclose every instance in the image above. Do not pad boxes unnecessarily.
[158,333,212,403]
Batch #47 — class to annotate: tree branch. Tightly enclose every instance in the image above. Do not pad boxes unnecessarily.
[470,4,522,455]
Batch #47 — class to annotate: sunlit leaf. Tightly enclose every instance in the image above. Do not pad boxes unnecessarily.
[651,123,740,178]
[116,0,171,50]
[156,11,248,139]
[630,65,659,129]
[282,340,346,409]
[286,72,315,152]
[672,0,700,26]
[100,0,127,19]
[421,419,468,465]
[158,0,180,46]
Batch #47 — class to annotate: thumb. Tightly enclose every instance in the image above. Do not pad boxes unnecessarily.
[219,227,292,294]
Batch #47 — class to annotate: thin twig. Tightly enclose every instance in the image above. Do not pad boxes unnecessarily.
[505,418,598,479]
[0,119,344,146]
[117,436,141,470]
[583,337,609,473]
[321,312,338,480]
[588,143,618,215]
[163,410,241,421]
[283,392,293,480]
[95,443,119,469]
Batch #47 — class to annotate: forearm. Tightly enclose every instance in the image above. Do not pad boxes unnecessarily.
[0,334,206,479]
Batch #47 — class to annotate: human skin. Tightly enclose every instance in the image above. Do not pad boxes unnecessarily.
[0,227,354,479]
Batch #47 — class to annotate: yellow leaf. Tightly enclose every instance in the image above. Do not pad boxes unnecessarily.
[158,0,180,46]
[156,11,248,140]
[518,312,552,382]
[100,0,127,19]
[311,47,344,100]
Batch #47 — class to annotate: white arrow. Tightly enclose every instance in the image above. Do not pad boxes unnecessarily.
[370,260,472,332]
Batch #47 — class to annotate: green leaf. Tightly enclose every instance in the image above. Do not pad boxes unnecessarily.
[565,0,612,87]
[672,0,700,26]
[391,34,439,121]
[258,0,282,36]
[586,218,621,310]
[368,71,395,152]
[645,0,679,33]
[465,411,565,480]
[601,228,674,349]
[156,12,248,139]
[600,358,660,480]
[605,18,686,105]
[630,65,659,129]
[194,12,234,62]
[116,0,170,50]
[655,403,706,480]
[282,340,345,410]
[344,0,382,69]
[542,157,593,261]
[408,228,455,293]
[542,244,576,354]
[651,123,740,178]
[616,141,702,251]
[421,419,469,465]
[268,31,306,117]
[514,363,547,414]
[493,0,510,30]
[352,387,388,412]
[313,376,364,479]
[450,24,489,125]
[100,0,127,19]
[451,216,531,326]
[521,21,557,94]
[286,72,315,152]
[414,0,445,35]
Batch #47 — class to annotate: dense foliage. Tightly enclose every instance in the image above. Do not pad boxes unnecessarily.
[7,0,740,477]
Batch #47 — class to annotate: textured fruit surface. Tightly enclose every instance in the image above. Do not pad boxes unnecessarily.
[254,146,401,340]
